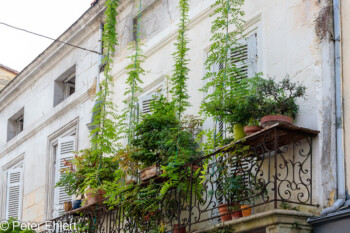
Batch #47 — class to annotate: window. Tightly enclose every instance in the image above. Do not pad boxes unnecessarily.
[54,66,76,107]
[138,83,165,115]
[204,32,258,138]
[7,108,24,141]
[53,136,75,218]
[132,0,163,41]
[5,163,23,220]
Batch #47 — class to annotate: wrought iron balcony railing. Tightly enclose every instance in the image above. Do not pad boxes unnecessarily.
[45,123,319,233]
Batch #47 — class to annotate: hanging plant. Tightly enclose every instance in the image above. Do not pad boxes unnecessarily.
[124,0,146,142]
[200,0,249,139]
[171,0,191,117]
[56,0,124,200]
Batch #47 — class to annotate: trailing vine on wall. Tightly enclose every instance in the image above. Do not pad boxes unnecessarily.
[200,0,246,132]
[125,0,146,143]
[171,0,191,118]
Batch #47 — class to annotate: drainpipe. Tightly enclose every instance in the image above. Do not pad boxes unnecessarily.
[320,0,346,216]
[87,22,104,134]
[96,22,103,93]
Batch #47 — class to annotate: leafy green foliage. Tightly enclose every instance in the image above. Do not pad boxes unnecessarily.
[125,0,146,142]
[171,0,191,116]
[255,76,306,118]
[56,0,124,198]
[130,96,199,168]
[201,0,246,128]
[55,149,119,196]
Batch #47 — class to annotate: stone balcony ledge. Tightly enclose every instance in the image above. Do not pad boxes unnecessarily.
[194,209,314,233]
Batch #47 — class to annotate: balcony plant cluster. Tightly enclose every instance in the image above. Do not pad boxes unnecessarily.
[54,0,307,232]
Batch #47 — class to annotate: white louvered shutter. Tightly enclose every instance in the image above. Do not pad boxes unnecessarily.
[54,136,75,217]
[247,33,258,78]
[139,90,162,115]
[5,167,23,220]
[139,94,153,114]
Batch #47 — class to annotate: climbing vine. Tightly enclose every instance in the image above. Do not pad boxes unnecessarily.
[200,0,246,131]
[171,0,191,118]
[125,0,146,142]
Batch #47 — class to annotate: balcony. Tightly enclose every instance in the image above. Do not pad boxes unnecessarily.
[45,123,319,233]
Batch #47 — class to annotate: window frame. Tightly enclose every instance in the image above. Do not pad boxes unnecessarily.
[0,155,24,220]
[44,118,78,220]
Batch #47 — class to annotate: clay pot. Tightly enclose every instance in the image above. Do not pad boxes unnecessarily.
[173,224,186,233]
[230,204,243,219]
[140,164,159,181]
[85,188,106,205]
[64,201,72,212]
[261,115,293,128]
[241,204,252,217]
[144,210,160,221]
[218,204,232,222]
[243,126,263,135]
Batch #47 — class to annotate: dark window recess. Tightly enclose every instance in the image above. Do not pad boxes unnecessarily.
[7,108,24,141]
[53,66,76,107]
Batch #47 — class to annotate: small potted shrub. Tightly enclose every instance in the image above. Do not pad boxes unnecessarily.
[201,76,264,141]
[55,149,119,206]
[255,76,306,128]
[217,174,244,222]
[130,97,178,181]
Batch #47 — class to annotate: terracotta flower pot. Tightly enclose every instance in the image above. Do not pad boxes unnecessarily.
[64,201,72,212]
[241,204,252,217]
[173,224,186,233]
[140,164,159,181]
[261,115,293,128]
[244,126,263,135]
[144,209,160,221]
[85,188,106,205]
[218,204,232,222]
[230,204,243,219]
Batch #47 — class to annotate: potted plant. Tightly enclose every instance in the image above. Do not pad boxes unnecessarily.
[255,76,306,128]
[201,76,264,141]
[130,97,179,182]
[243,118,263,136]
[55,149,119,206]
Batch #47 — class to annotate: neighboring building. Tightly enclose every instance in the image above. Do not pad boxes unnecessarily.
[0,0,345,232]
[0,64,17,91]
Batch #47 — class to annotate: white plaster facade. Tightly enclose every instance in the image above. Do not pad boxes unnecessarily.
[0,0,338,224]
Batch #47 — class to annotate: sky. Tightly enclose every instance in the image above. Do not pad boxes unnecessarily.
[0,0,93,72]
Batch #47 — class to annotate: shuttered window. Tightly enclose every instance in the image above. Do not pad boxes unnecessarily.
[5,166,23,220]
[206,33,258,138]
[53,136,75,218]
[138,84,164,115]
[139,94,154,115]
